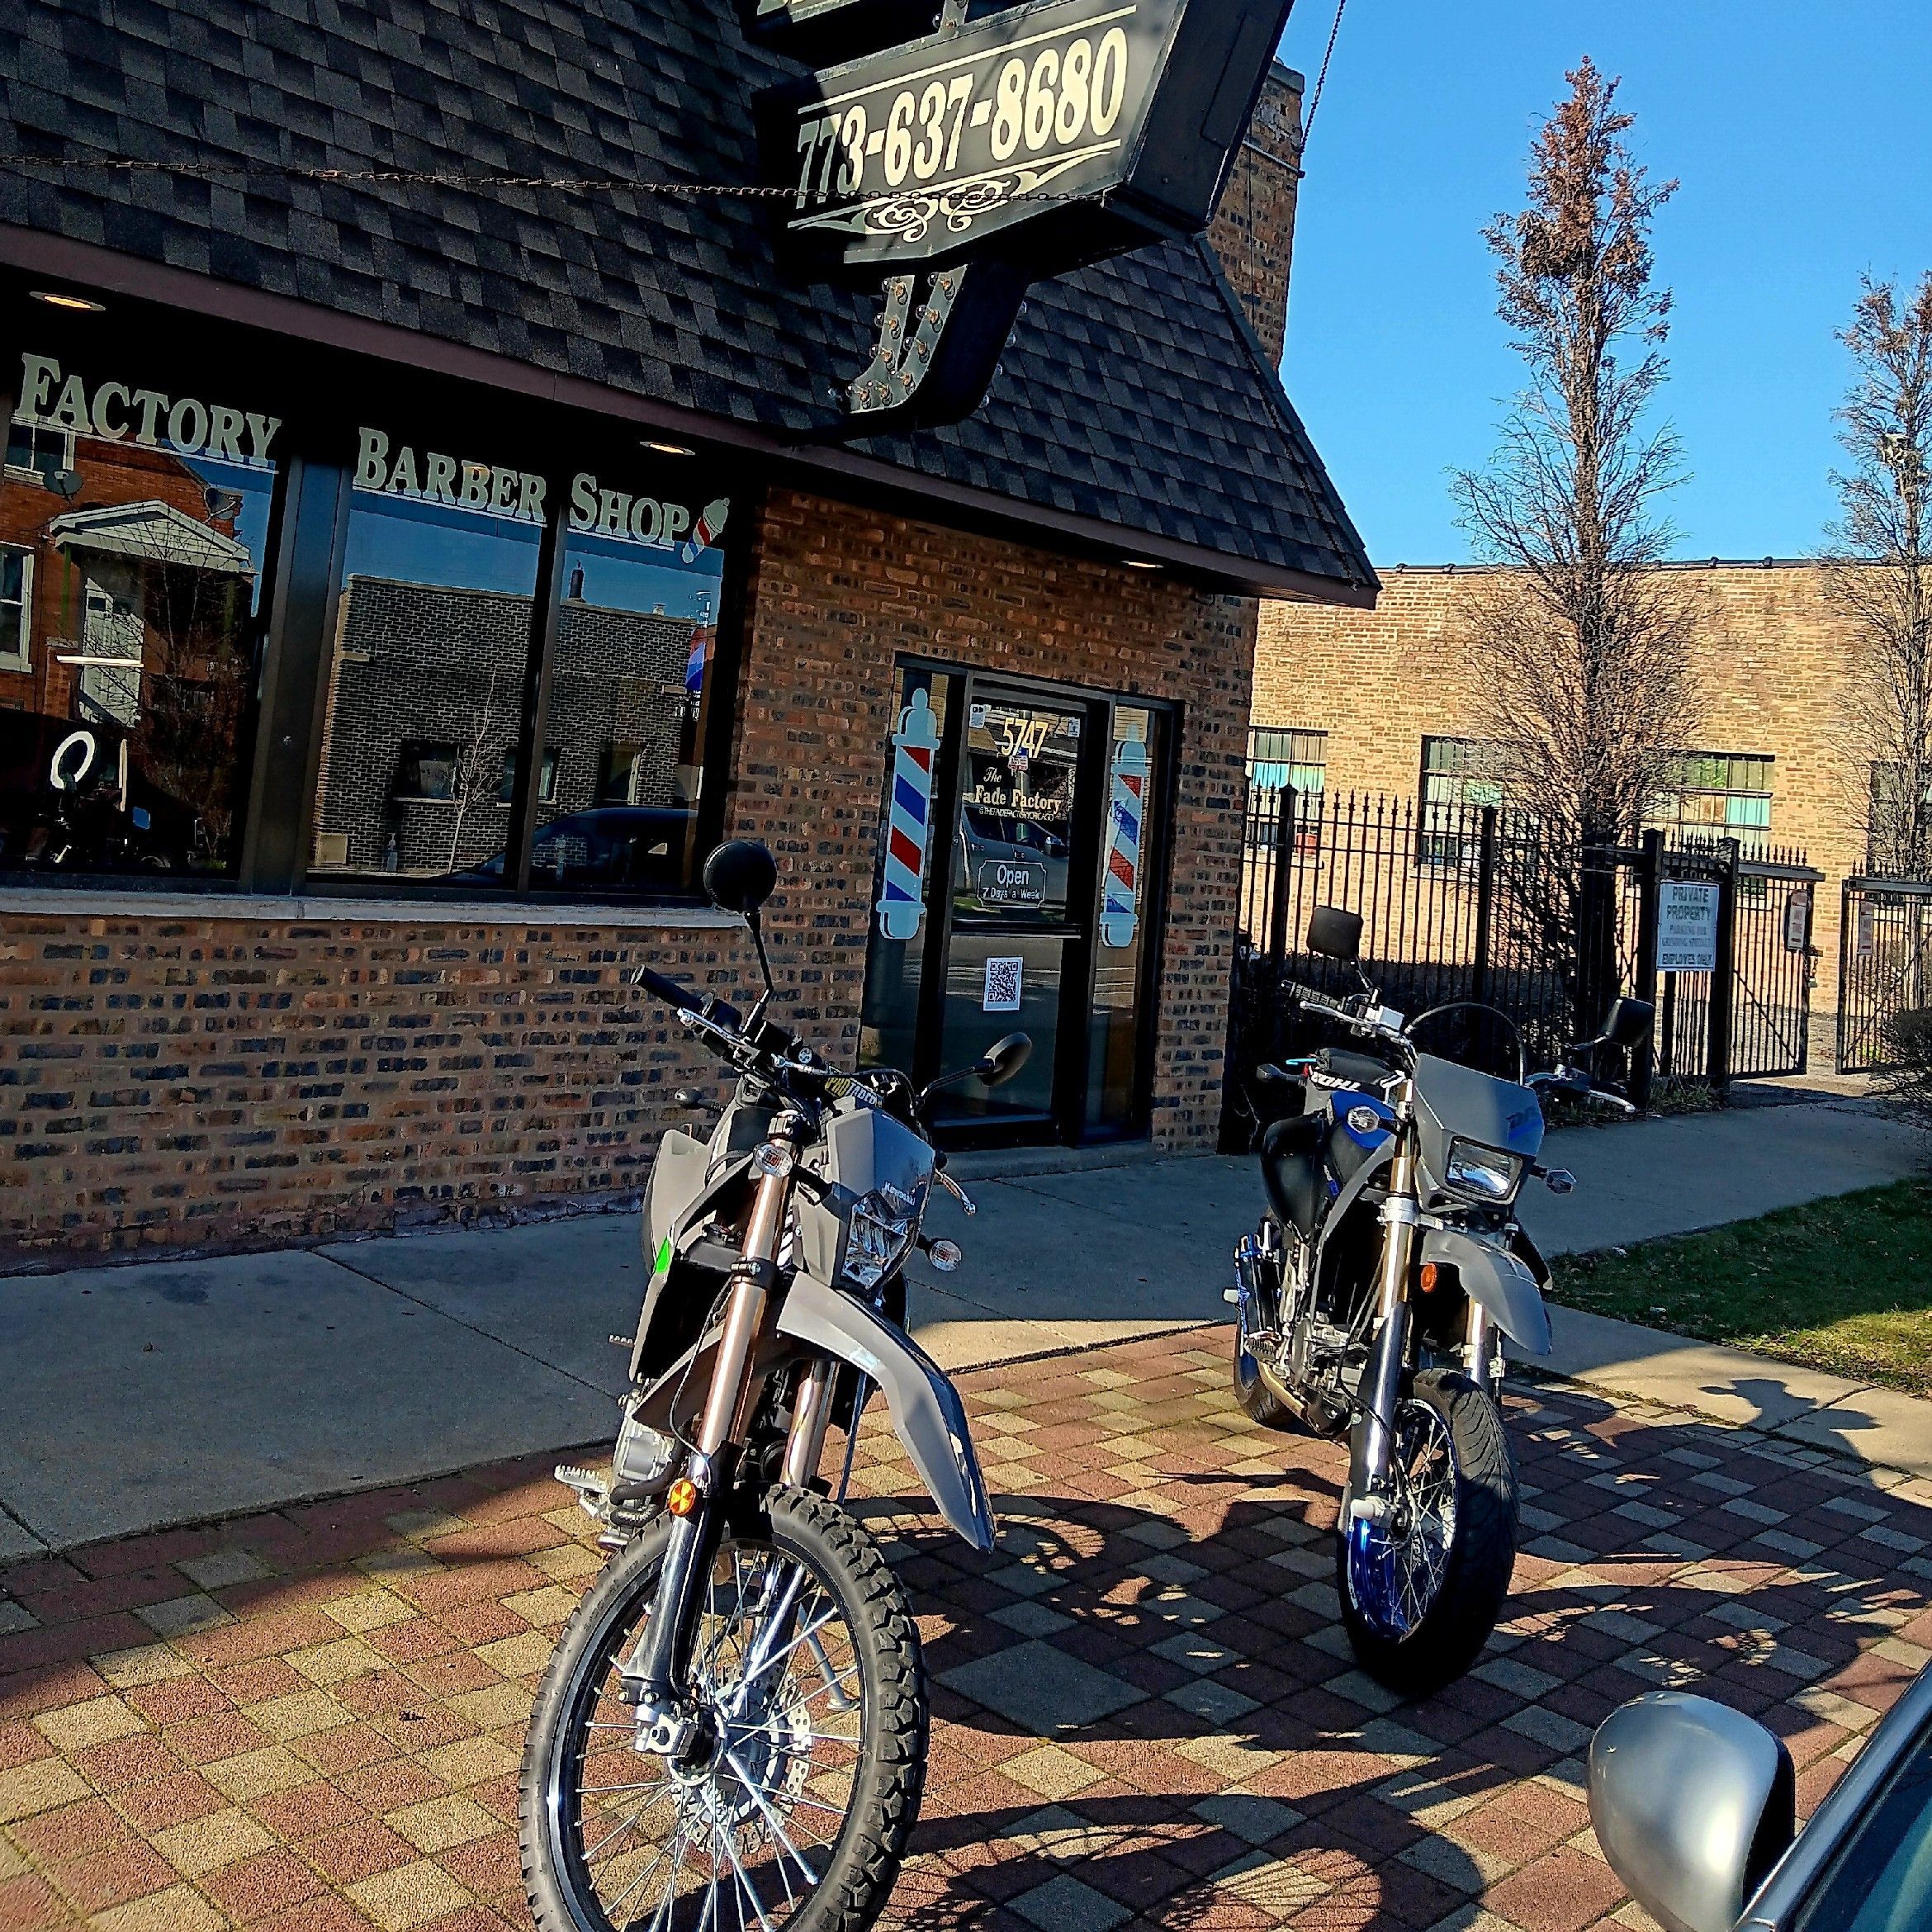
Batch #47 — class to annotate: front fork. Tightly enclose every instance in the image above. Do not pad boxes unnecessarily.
[622,1133,798,1749]
[1348,1097,1419,1525]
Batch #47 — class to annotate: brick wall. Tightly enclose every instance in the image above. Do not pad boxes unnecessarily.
[1205,64,1304,365]
[730,490,1259,1150]
[1253,562,1876,1033]
[0,490,1258,1266]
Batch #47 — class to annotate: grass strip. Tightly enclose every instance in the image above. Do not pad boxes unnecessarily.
[1552,1177,1932,1395]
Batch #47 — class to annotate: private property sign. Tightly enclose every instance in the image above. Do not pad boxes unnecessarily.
[1656,880,1721,974]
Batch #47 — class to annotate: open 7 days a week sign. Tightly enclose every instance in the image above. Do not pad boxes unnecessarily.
[750,0,1294,427]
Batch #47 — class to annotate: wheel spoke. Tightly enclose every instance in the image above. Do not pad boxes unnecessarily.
[724,1745,826,1892]
[715,1814,779,1932]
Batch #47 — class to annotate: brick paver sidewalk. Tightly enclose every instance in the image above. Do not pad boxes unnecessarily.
[5,1330,1932,1932]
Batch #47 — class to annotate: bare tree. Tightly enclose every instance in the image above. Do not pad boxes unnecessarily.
[1451,58,1701,1029]
[1825,274,1932,878]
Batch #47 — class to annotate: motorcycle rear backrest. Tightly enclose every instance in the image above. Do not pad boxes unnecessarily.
[1601,997,1655,1051]
[703,839,778,916]
[1306,905,1363,963]
[974,1031,1032,1088]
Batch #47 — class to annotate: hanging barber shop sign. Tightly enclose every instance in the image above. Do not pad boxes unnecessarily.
[750,0,1294,429]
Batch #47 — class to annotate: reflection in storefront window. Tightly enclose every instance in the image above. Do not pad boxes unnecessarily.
[308,442,731,893]
[0,351,275,878]
[310,432,546,879]
[537,476,729,894]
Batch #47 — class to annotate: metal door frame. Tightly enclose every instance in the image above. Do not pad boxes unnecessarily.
[888,658,1174,1148]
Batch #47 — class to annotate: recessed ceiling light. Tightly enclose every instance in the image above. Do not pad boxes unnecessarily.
[31,290,105,312]
[1124,557,1160,570]
[642,438,695,457]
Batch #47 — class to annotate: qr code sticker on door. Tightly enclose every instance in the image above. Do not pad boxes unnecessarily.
[983,956,1023,1013]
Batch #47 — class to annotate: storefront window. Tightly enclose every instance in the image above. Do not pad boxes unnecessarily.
[534,469,732,893]
[308,439,733,893]
[0,348,277,878]
[309,428,546,881]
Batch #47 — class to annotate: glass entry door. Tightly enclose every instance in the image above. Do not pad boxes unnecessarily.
[858,664,1169,1148]
[935,687,1087,1135]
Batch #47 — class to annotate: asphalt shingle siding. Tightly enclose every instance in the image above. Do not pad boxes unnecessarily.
[0,0,1374,590]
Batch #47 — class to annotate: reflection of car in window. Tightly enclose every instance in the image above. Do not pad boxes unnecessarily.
[457,806,691,892]
[958,806,1068,916]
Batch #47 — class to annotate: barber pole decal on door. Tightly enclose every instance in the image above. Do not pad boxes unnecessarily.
[877,688,940,940]
[1100,736,1149,949]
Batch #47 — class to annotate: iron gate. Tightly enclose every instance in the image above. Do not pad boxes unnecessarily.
[1838,877,1932,1072]
[1229,786,1820,1142]
[1648,849,1821,1084]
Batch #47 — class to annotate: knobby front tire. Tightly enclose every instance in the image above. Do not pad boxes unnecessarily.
[1334,1369,1518,1698]
[519,1485,928,1932]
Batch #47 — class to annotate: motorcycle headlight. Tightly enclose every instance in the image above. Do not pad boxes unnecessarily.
[1444,1139,1523,1203]
[841,1187,923,1290]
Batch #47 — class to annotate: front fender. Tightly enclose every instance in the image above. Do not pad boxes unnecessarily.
[1423,1225,1553,1357]
[777,1272,996,1552]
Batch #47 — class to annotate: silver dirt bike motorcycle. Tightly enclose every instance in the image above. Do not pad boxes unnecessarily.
[520,839,1030,1932]
[1228,903,1654,1694]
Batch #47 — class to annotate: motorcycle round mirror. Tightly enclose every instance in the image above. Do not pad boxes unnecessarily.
[1306,905,1363,964]
[1601,996,1655,1050]
[702,840,777,916]
[973,1031,1032,1089]
[1588,1693,1794,1932]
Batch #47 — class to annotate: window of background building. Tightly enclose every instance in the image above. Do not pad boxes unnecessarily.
[4,419,74,488]
[0,346,277,880]
[0,547,31,670]
[1868,762,1932,876]
[1247,726,1327,798]
[1647,751,1773,844]
[1418,735,1513,866]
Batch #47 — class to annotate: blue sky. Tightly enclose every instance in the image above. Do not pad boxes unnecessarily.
[1276,0,1932,566]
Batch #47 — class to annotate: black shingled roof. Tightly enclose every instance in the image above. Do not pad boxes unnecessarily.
[0,0,1375,598]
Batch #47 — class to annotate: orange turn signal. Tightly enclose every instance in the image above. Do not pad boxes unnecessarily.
[666,1477,700,1518]
[1418,1262,1441,1293]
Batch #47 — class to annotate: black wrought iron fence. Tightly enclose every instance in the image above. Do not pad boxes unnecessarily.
[1839,878,1932,1072]
[1227,786,1818,1145]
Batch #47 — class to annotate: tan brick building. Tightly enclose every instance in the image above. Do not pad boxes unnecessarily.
[1252,561,1879,1044]
[0,24,1376,1266]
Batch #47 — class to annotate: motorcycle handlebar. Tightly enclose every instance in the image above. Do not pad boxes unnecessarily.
[633,965,698,1012]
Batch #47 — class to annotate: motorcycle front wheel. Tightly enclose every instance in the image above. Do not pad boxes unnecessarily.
[1334,1369,1518,1697]
[520,1485,926,1932]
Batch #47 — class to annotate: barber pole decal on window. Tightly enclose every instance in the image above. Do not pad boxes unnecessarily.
[877,687,940,940]
[1100,735,1149,949]
[680,498,731,566]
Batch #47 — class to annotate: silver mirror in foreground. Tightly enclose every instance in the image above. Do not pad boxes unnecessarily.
[1589,1693,1796,1932]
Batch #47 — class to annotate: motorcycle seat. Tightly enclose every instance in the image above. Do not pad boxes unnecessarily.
[1259,1111,1325,1240]
[1316,1047,1394,1091]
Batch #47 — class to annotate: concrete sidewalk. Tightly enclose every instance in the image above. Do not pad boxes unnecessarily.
[1,1094,1923,1558]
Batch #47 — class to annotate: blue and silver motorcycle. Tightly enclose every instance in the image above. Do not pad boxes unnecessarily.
[1229,904,1653,1693]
